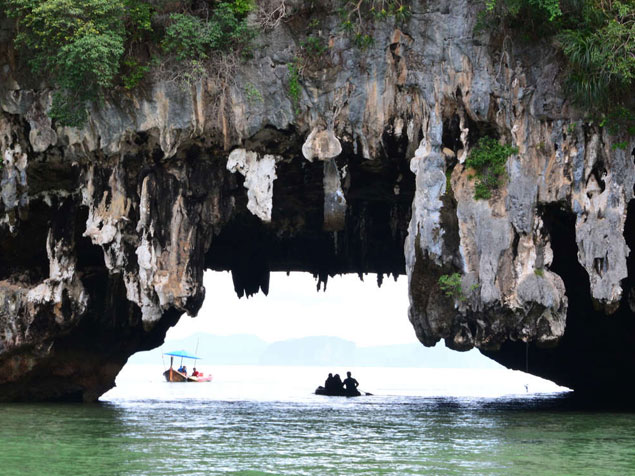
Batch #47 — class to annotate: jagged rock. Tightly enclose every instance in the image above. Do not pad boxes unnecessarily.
[0,0,633,401]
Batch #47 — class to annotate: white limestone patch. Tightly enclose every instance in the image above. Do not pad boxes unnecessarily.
[227,148,281,222]
[405,116,447,274]
[302,128,342,162]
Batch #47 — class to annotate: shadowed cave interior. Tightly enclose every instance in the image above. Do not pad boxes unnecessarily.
[1,119,633,403]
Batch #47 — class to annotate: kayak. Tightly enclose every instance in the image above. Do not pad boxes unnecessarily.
[314,386,362,397]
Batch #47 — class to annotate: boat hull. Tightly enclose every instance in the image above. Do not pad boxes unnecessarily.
[191,375,212,382]
[314,386,361,397]
[163,369,212,383]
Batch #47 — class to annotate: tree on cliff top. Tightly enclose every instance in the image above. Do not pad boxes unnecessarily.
[481,0,635,135]
[3,0,130,126]
[2,0,254,127]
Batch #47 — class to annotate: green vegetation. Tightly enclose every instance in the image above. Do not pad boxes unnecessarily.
[485,0,562,22]
[339,0,411,26]
[612,140,629,150]
[162,2,254,62]
[162,14,213,62]
[2,0,255,126]
[339,0,411,48]
[244,82,263,104]
[438,273,479,302]
[480,0,635,135]
[439,273,464,300]
[3,0,130,126]
[465,137,518,200]
[534,268,545,277]
[121,58,151,90]
[287,61,301,114]
[445,167,453,196]
[2,0,413,126]
[300,35,329,56]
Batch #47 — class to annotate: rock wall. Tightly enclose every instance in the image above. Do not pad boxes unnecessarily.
[0,1,633,401]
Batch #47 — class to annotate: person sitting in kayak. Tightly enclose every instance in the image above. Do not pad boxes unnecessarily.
[343,371,360,396]
[332,373,344,392]
[324,373,335,392]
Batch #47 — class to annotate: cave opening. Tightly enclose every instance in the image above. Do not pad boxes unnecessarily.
[486,202,635,401]
[109,131,565,400]
[109,270,566,402]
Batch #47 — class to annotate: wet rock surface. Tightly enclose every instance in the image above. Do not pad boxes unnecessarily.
[0,1,633,401]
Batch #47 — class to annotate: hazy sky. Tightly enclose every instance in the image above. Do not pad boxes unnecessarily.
[167,271,419,347]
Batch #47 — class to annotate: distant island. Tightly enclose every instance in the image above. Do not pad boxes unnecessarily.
[128,334,502,369]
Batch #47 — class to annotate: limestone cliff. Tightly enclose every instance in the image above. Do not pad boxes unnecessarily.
[0,0,633,401]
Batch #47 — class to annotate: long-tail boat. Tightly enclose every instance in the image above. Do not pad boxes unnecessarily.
[163,350,213,382]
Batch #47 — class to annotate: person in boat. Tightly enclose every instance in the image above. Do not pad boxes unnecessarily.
[179,365,187,376]
[192,367,201,377]
[343,371,359,396]
[332,373,344,393]
[324,373,335,392]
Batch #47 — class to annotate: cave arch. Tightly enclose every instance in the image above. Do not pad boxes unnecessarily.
[0,1,633,403]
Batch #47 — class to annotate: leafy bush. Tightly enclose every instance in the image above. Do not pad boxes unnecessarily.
[124,0,154,41]
[558,6,635,115]
[162,2,255,62]
[439,273,480,301]
[2,0,158,126]
[485,0,562,21]
[353,32,374,48]
[3,0,128,125]
[481,1,635,131]
[244,82,263,104]
[439,273,464,300]
[2,0,255,126]
[163,13,212,62]
[300,36,329,57]
[121,58,151,90]
[465,137,518,200]
[287,61,301,113]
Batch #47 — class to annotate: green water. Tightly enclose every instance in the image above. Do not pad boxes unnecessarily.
[1,396,634,475]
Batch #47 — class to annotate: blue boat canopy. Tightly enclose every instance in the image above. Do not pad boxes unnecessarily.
[163,350,201,360]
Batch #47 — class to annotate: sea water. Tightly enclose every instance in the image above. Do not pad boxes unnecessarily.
[1,365,634,475]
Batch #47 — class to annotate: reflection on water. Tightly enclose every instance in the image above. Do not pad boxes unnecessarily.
[1,366,634,475]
